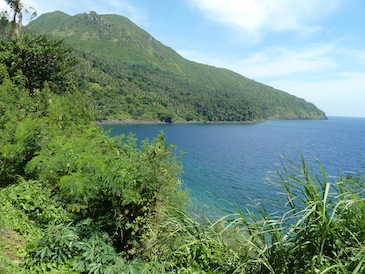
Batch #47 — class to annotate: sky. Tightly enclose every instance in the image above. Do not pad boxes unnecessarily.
[1,0,365,117]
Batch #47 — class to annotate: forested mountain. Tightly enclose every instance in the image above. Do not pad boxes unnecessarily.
[26,11,326,122]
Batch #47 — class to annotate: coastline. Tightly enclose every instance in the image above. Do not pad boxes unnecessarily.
[97,119,268,125]
[97,119,166,125]
[97,116,327,125]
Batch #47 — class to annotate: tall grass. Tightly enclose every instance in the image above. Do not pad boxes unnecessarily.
[272,156,365,273]
[144,156,365,273]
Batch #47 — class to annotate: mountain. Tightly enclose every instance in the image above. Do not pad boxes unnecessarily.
[25,11,327,122]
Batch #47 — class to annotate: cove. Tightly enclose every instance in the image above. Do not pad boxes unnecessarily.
[102,117,365,218]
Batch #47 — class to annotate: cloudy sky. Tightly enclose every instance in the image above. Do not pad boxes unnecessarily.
[2,0,365,117]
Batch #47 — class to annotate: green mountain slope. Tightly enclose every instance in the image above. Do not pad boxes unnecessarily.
[26,11,327,122]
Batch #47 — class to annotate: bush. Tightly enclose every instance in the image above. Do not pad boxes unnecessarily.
[26,221,124,273]
[26,128,183,254]
[3,178,71,225]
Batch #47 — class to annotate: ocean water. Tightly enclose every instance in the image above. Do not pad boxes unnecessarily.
[102,117,365,218]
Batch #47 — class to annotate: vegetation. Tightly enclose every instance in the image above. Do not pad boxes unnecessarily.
[25,11,327,122]
[0,0,36,38]
[2,5,364,274]
[0,33,183,273]
[0,34,77,93]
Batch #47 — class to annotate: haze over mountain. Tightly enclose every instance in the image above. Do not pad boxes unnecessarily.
[26,11,326,122]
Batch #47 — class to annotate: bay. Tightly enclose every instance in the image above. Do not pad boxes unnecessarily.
[102,117,365,218]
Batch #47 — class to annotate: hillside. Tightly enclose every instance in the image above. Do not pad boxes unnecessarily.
[26,11,327,122]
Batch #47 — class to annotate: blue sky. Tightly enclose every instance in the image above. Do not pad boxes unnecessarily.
[2,0,365,117]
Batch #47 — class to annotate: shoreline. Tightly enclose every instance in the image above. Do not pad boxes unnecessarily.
[97,116,327,125]
[97,119,166,125]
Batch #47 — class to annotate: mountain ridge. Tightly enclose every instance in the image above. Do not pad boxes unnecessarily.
[25,11,327,122]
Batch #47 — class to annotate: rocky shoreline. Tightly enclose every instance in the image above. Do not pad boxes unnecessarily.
[97,119,166,125]
[97,119,263,125]
[97,115,328,125]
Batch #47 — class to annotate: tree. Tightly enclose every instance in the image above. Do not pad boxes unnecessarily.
[0,34,78,94]
[0,0,36,38]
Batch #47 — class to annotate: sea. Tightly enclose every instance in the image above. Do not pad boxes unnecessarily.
[102,117,365,219]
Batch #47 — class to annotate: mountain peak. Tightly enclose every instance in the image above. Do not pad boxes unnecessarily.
[25,11,326,122]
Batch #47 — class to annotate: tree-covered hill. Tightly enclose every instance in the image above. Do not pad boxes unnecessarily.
[26,11,326,122]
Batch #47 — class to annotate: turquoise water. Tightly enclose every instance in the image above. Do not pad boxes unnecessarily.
[103,117,365,217]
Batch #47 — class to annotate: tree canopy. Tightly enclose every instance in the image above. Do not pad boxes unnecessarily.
[0,34,77,94]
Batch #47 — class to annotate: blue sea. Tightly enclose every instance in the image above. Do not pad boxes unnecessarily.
[102,117,365,218]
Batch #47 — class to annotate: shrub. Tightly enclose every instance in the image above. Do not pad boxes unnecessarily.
[3,178,71,225]
[26,127,183,254]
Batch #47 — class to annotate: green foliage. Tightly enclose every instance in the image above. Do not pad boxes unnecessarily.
[265,156,365,273]
[0,118,45,184]
[3,178,71,225]
[26,220,172,273]
[144,208,246,273]
[26,127,183,253]
[0,177,70,272]
[0,48,94,185]
[0,181,44,274]
[0,84,94,185]
[142,157,365,274]
[0,34,77,94]
[0,43,183,270]
[25,11,327,122]
[0,24,184,272]
[0,187,41,239]
[0,76,33,127]
[2,14,364,273]
[0,0,36,39]
[0,12,10,42]
[26,221,123,273]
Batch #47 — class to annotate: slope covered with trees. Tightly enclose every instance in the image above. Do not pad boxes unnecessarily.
[25,11,326,122]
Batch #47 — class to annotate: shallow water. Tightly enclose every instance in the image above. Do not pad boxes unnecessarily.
[103,117,365,218]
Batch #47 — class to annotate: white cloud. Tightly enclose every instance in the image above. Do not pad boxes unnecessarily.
[341,48,365,65]
[188,0,342,39]
[234,44,337,79]
[178,43,338,80]
[269,73,365,117]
